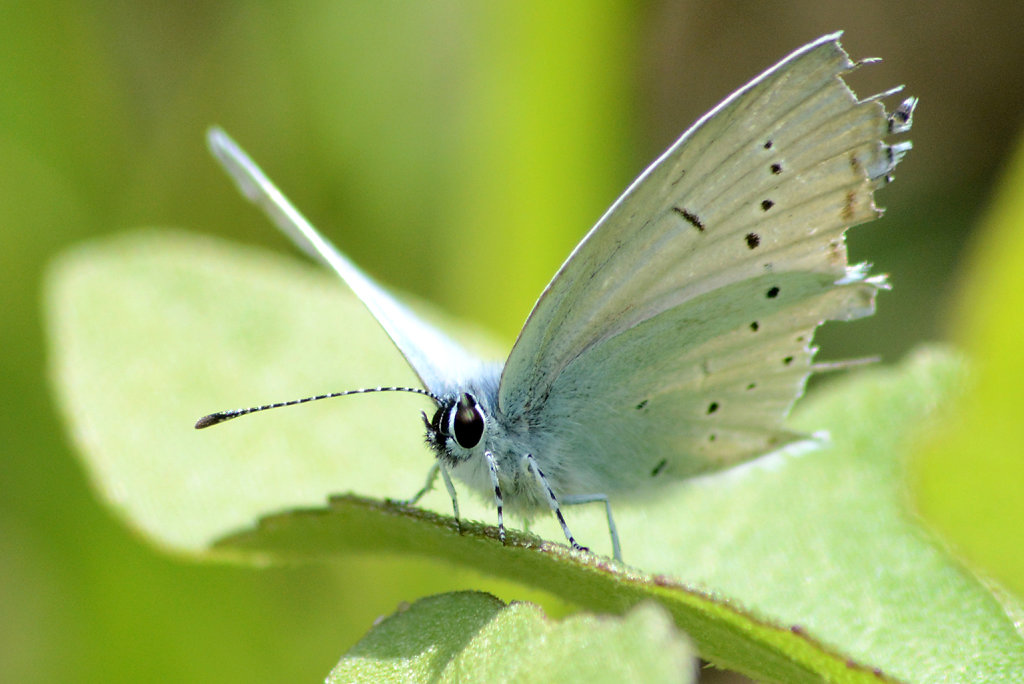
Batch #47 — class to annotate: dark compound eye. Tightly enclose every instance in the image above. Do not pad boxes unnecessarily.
[451,393,485,449]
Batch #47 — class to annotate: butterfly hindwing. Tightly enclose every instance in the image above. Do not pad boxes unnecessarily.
[533,271,881,495]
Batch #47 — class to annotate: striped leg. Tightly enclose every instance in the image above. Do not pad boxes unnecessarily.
[523,454,586,554]
[562,493,621,562]
[483,450,505,543]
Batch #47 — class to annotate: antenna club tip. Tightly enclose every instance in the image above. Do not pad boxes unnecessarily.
[195,413,226,429]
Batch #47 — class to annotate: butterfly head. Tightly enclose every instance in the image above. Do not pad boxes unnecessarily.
[425,392,487,464]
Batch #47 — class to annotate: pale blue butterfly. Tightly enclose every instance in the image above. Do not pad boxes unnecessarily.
[197,32,915,562]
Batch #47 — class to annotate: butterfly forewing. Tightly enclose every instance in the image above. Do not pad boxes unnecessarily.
[207,128,482,397]
[497,34,910,484]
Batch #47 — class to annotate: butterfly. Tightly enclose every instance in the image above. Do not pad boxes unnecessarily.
[197,32,915,562]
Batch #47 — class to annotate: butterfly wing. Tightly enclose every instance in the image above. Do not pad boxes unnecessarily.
[208,128,481,396]
[497,33,914,490]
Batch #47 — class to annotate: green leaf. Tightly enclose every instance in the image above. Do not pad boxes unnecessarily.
[328,592,694,683]
[909,130,1024,599]
[47,230,1024,681]
[46,229,492,552]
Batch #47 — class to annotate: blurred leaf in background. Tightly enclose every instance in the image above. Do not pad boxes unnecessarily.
[4,1,1024,682]
[910,131,1024,599]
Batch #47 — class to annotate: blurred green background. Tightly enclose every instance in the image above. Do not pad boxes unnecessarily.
[4,2,1023,681]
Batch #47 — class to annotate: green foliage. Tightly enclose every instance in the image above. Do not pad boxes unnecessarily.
[47,230,1024,681]
[328,593,694,683]
[910,131,1024,597]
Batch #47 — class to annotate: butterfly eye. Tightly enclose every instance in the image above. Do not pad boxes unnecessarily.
[450,393,485,449]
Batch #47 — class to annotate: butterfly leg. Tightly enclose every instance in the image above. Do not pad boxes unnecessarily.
[399,461,440,506]
[523,454,587,554]
[396,462,462,533]
[439,464,462,534]
[561,493,621,562]
[483,450,505,543]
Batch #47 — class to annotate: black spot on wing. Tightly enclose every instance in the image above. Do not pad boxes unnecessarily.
[636,399,648,410]
[761,199,774,211]
[750,321,760,332]
[745,232,760,249]
[770,162,782,174]
[766,286,780,299]
[651,459,667,477]
[763,140,773,149]
[672,206,705,232]
[783,355,794,366]
[707,401,719,414]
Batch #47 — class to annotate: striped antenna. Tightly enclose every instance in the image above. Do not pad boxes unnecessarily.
[195,386,438,429]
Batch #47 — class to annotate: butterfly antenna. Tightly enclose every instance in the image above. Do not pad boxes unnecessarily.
[195,386,438,429]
